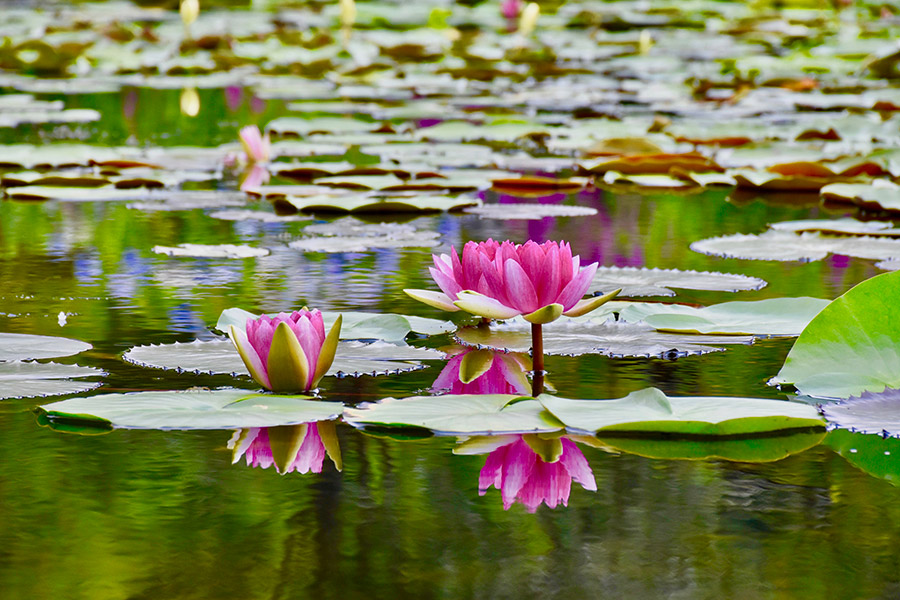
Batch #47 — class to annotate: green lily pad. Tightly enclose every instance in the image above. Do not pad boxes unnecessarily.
[455,319,752,358]
[540,388,825,435]
[123,339,442,378]
[0,332,91,361]
[288,219,440,252]
[597,430,825,462]
[343,394,563,435]
[151,244,270,259]
[283,193,479,213]
[0,361,104,400]
[824,429,900,487]
[589,267,766,298]
[39,389,343,430]
[618,297,830,336]
[773,271,900,399]
[691,230,900,262]
[821,182,900,213]
[463,204,597,220]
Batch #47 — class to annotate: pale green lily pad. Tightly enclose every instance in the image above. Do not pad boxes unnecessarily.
[4,185,156,202]
[769,218,900,236]
[463,204,597,220]
[825,429,900,487]
[283,194,479,213]
[456,319,752,358]
[618,297,830,336]
[540,388,824,435]
[123,339,442,378]
[691,230,900,262]
[821,182,900,213]
[0,332,91,361]
[208,210,311,223]
[127,191,248,211]
[288,221,440,252]
[39,389,343,430]
[821,389,900,436]
[343,394,563,435]
[597,430,825,462]
[216,307,453,341]
[589,267,766,297]
[152,244,270,259]
[773,271,900,399]
[414,120,552,143]
[0,361,104,400]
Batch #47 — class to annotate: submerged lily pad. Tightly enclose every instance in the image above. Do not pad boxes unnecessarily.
[589,266,766,297]
[123,339,442,378]
[597,430,825,462]
[825,429,900,487]
[773,271,900,399]
[0,361,104,400]
[618,297,830,336]
[455,319,753,358]
[40,389,343,430]
[0,332,92,361]
[151,244,270,259]
[343,394,563,435]
[463,203,597,220]
[540,388,825,435]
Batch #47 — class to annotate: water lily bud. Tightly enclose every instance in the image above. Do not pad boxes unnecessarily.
[518,2,539,36]
[180,87,200,117]
[638,29,653,54]
[180,0,199,28]
[340,0,356,30]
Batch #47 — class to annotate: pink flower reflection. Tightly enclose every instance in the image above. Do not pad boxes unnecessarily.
[478,435,596,512]
[228,422,341,475]
[432,348,531,395]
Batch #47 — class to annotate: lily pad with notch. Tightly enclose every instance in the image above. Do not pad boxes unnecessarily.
[0,361,105,400]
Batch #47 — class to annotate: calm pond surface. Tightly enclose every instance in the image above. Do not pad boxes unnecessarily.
[2,0,900,598]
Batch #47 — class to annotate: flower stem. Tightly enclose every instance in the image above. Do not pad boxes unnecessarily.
[531,323,544,397]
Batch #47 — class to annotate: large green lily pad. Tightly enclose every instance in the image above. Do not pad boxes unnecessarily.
[588,267,766,297]
[0,361,104,400]
[773,271,900,399]
[825,429,900,487]
[0,332,92,361]
[540,388,825,435]
[343,394,563,435]
[39,389,343,430]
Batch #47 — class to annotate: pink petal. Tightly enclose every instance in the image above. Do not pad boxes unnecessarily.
[559,242,574,283]
[431,353,464,393]
[535,243,561,306]
[430,266,463,298]
[499,438,537,509]
[288,423,326,474]
[246,315,276,365]
[292,316,322,387]
[560,438,597,491]
[518,240,544,282]
[554,262,598,311]
[479,444,508,494]
[503,259,540,313]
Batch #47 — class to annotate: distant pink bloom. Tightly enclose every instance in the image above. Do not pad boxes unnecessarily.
[432,348,531,395]
[405,239,614,324]
[227,309,341,392]
[230,424,331,474]
[479,436,597,512]
[225,86,243,112]
[239,124,271,164]
[500,0,522,20]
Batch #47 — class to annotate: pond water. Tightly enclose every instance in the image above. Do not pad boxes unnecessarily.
[3,1,900,598]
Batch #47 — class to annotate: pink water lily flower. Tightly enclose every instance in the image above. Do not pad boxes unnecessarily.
[239,124,271,164]
[432,348,531,395]
[404,239,618,324]
[500,0,522,20]
[479,435,596,512]
[239,164,270,192]
[227,309,342,392]
[228,422,342,474]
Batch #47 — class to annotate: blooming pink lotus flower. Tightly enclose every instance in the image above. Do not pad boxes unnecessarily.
[404,239,618,324]
[228,421,342,474]
[239,124,271,164]
[227,309,342,393]
[477,435,596,512]
[432,348,531,395]
[500,0,522,20]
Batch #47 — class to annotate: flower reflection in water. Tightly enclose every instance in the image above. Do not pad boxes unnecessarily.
[432,348,531,396]
[460,434,596,512]
[228,421,342,475]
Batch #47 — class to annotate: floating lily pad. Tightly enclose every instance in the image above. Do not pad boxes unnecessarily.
[463,203,597,220]
[128,191,248,211]
[773,271,900,399]
[540,388,824,435]
[691,230,900,262]
[821,388,900,436]
[288,220,439,252]
[618,297,830,336]
[821,182,900,213]
[151,244,270,259]
[455,319,752,358]
[597,430,825,462]
[4,185,155,202]
[769,218,899,236]
[283,193,479,213]
[343,394,563,435]
[588,267,766,297]
[123,339,441,378]
[207,209,311,222]
[39,389,343,430]
[0,332,92,361]
[0,361,104,400]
